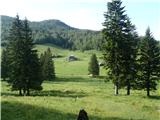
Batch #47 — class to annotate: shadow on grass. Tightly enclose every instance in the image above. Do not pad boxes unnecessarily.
[148,95,160,100]
[1,101,77,120]
[31,90,87,98]
[52,76,105,83]
[1,92,20,96]
[2,101,143,120]
[1,90,87,98]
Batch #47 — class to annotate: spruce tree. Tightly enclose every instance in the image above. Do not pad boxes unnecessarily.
[22,18,43,95]
[137,27,160,96]
[88,54,99,76]
[102,0,126,95]
[120,18,138,95]
[102,0,138,95]
[7,15,43,96]
[7,15,24,95]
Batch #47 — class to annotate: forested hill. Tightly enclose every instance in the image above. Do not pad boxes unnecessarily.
[1,15,103,50]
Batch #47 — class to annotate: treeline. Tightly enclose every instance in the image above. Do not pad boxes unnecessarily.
[1,15,103,51]
[102,0,160,96]
[1,15,55,96]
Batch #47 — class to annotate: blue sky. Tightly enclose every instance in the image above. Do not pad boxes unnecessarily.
[1,0,160,40]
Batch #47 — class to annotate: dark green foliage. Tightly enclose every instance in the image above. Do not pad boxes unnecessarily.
[1,15,103,51]
[88,54,99,76]
[102,0,126,95]
[28,51,43,91]
[7,15,24,95]
[102,0,138,95]
[7,15,43,96]
[1,48,9,81]
[119,18,139,95]
[40,48,55,81]
[136,27,160,96]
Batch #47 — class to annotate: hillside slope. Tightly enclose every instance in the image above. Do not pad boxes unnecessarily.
[1,15,103,50]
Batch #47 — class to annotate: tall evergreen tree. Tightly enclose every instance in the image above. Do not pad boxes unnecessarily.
[137,27,160,96]
[22,18,43,95]
[102,0,138,95]
[88,54,99,76]
[102,0,126,95]
[7,15,43,96]
[7,15,24,95]
[120,18,138,95]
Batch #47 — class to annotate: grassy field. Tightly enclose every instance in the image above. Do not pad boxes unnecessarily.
[1,44,160,120]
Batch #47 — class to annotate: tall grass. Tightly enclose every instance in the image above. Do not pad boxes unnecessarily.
[1,44,160,120]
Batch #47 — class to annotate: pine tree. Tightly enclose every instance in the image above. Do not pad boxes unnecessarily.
[102,0,138,95]
[137,27,160,96]
[88,54,99,76]
[7,15,43,96]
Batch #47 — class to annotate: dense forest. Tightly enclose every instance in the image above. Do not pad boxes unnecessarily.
[1,15,103,51]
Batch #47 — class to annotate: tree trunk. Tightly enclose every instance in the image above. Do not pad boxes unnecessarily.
[146,79,150,97]
[146,71,150,97]
[19,88,22,96]
[27,88,30,96]
[23,88,26,96]
[115,81,119,95]
[127,78,130,95]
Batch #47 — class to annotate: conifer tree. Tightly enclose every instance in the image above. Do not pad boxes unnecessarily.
[120,18,138,95]
[7,15,24,95]
[45,48,55,80]
[137,27,160,96]
[88,54,99,76]
[40,53,46,79]
[22,18,43,95]
[102,0,138,95]
[7,15,43,96]
[102,0,126,95]
[41,48,55,80]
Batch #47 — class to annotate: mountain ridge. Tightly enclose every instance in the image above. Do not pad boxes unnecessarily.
[1,15,99,31]
[1,15,103,50]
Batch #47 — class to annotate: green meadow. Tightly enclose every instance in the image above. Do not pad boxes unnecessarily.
[1,44,160,120]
